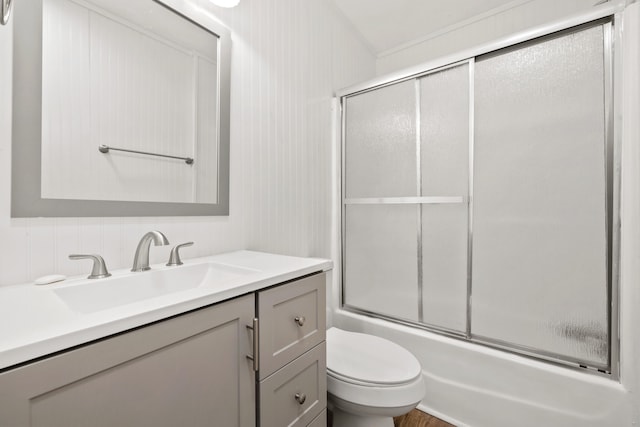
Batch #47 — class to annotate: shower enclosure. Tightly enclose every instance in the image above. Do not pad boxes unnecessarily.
[341,19,617,373]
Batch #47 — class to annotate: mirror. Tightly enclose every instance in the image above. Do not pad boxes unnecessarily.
[11,0,231,217]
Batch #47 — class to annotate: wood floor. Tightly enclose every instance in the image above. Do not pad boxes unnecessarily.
[328,408,454,427]
[394,409,455,427]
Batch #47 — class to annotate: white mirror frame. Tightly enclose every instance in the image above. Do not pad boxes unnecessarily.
[11,0,231,217]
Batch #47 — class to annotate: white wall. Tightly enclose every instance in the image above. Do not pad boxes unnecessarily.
[376,0,618,75]
[0,0,375,287]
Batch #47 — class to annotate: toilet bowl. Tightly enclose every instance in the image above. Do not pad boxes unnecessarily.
[326,327,425,427]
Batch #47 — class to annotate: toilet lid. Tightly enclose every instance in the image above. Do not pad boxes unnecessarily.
[326,327,422,386]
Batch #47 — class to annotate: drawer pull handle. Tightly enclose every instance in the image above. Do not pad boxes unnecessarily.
[294,316,306,327]
[246,318,259,372]
[295,392,307,405]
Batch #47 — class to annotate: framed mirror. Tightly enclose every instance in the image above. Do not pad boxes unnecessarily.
[11,0,231,217]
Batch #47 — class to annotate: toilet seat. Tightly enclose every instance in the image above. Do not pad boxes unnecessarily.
[326,328,425,410]
[326,327,422,386]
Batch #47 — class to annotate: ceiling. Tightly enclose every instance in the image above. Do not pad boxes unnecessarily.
[332,0,527,54]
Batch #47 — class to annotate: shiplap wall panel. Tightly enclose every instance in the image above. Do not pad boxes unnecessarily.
[0,0,375,286]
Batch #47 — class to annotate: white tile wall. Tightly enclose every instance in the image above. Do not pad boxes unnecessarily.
[0,0,376,287]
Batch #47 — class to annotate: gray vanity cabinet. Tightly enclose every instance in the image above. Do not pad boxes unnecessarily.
[0,294,256,427]
[0,271,329,427]
[257,273,327,427]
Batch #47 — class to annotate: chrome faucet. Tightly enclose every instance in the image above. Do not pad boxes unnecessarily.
[131,231,170,272]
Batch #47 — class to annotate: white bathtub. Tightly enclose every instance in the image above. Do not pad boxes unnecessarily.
[332,309,631,426]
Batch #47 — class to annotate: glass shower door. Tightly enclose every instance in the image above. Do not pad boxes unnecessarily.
[343,63,471,331]
[471,25,610,367]
[343,80,420,321]
[341,20,613,371]
[419,63,470,333]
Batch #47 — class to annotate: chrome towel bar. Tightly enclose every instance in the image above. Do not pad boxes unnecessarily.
[98,144,194,165]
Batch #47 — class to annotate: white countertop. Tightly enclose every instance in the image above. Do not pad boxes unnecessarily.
[0,251,332,371]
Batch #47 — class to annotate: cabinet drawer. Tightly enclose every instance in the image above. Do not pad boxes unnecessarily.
[259,343,326,427]
[258,273,326,379]
[307,409,327,427]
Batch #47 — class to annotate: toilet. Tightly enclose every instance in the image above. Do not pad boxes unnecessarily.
[326,327,425,427]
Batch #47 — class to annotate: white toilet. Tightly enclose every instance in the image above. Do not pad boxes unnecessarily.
[326,327,425,427]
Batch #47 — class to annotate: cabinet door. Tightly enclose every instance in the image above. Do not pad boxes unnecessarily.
[472,24,609,366]
[0,295,256,427]
[258,273,326,379]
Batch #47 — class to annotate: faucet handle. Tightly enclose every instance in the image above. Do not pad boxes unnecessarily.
[69,254,112,279]
[166,242,194,266]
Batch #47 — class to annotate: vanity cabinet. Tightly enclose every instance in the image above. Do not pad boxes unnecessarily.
[257,273,327,426]
[0,294,256,427]
[0,270,328,427]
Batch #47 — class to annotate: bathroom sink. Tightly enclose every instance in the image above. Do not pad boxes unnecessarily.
[54,262,258,314]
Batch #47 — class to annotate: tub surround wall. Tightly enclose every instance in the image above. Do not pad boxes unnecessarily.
[0,0,375,287]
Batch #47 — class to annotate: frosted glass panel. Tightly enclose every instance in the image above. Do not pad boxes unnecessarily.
[345,81,417,198]
[344,205,419,321]
[472,26,608,366]
[420,64,469,196]
[422,204,468,332]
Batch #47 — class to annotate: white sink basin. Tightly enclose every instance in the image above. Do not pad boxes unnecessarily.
[54,262,258,314]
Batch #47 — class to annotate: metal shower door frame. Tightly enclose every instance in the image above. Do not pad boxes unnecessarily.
[339,13,620,377]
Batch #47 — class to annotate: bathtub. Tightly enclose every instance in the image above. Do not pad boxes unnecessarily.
[332,309,631,426]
